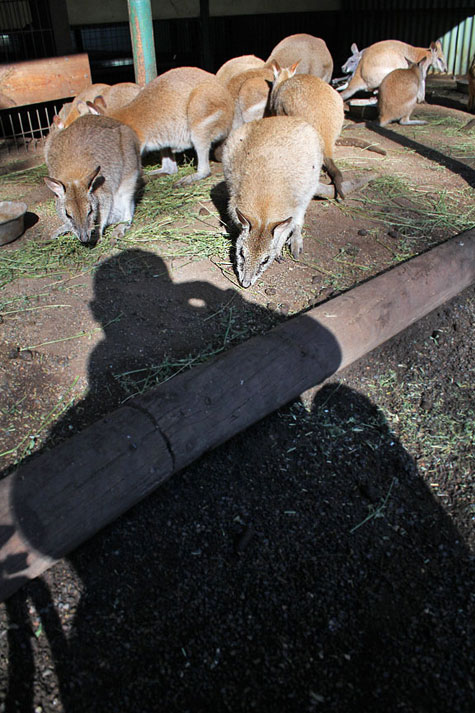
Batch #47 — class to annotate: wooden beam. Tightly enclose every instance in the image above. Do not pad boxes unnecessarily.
[0,54,91,107]
[0,230,473,602]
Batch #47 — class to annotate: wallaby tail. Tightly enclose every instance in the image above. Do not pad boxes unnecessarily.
[336,136,387,156]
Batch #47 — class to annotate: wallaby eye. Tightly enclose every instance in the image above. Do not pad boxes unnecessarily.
[239,247,245,260]
[261,256,270,267]
[65,211,72,220]
[87,207,93,217]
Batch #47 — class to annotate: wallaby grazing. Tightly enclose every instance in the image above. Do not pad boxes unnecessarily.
[269,62,346,198]
[44,114,142,244]
[54,83,110,129]
[216,55,265,87]
[86,67,234,186]
[57,82,141,130]
[468,54,475,113]
[341,39,447,100]
[266,33,334,83]
[222,116,326,288]
[378,56,431,126]
[226,64,276,129]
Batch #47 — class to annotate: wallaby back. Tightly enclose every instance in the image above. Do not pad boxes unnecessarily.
[269,67,345,197]
[222,115,323,287]
[87,67,233,183]
[266,34,334,83]
[216,55,265,86]
[341,39,447,99]
[44,113,141,243]
[378,57,430,126]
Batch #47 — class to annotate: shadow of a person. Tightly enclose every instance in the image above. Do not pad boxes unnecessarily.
[1,252,473,712]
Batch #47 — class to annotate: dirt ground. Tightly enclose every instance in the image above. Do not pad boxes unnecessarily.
[0,91,474,712]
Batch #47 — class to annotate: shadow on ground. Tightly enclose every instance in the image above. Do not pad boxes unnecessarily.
[1,249,474,712]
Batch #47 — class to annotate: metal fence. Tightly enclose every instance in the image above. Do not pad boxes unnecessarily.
[0,0,55,62]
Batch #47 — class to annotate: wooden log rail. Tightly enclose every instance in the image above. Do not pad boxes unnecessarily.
[0,230,474,601]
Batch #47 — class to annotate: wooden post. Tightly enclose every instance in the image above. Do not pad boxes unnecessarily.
[0,230,473,602]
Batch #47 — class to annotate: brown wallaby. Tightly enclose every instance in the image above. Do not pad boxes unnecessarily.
[468,54,475,113]
[216,55,265,87]
[222,115,329,287]
[266,33,334,82]
[225,64,276,129]
[378,56,431,126]
[44,114,142,244]
[54,83,110,129]
[341,40,447,100]
[269,62,346,198]
[57,82,141,130]
[86,67,234,186]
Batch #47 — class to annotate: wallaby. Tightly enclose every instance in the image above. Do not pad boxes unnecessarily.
[54,83,110,129]
[341,40,447,100]
[222,115,328,287]
[226,64,276,129]
[86,67,234,186]
[44,113,142,244]
[378,56,431,126]
[266,33,334,83]
[468,54,475,113]
[57,82,141,130]
[269,62,346,198]
[216,55,265,87]
[342,43,364,75]
[333,43,365,91]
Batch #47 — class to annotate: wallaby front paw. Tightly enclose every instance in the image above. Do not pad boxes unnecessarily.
[110,222,131,239]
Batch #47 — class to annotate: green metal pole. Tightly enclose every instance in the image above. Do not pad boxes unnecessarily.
[127,0,157,86]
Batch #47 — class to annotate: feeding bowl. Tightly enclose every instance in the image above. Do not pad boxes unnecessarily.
[0,201,27,246]
[346,98,378,120]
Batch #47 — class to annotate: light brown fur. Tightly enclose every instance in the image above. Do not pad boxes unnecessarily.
[226,65,276,129]
[378,57,431,126]
[341,39,447,100]
[269,64,346,198]
[87,67,234,185]
[222,116,325,287]
[266,33,334,83]
[44,114,141,244]
[216,55,265,87]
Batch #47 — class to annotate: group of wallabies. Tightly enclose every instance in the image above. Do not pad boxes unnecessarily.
[44,33,450,287]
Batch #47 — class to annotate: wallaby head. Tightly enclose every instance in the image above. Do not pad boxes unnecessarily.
[44,166,105,244]
[342,43,362,75]
[429,40,447,73]
[234,208,294,288]
[270,59,300,89]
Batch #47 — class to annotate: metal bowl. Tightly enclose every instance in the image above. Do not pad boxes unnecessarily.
[0,201,27,246]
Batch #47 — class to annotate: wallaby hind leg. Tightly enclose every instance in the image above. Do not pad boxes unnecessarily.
[399,115,427,125]
[324,157,346,200]
[148,148,178,176]
[340,75,370,101]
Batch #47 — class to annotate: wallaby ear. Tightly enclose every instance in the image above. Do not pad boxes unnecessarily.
[351,43,359,54]
[271,216,293,245]
[404,56,416,69]
[270,60,281,80]
[289,60,300,77]
[76,99,89,116]
[86,96,107,115]
[86,166,102,192]
[236,207,251,229]
[52,114,64,130]
[44,176,65,198]
[94,95,107,110]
